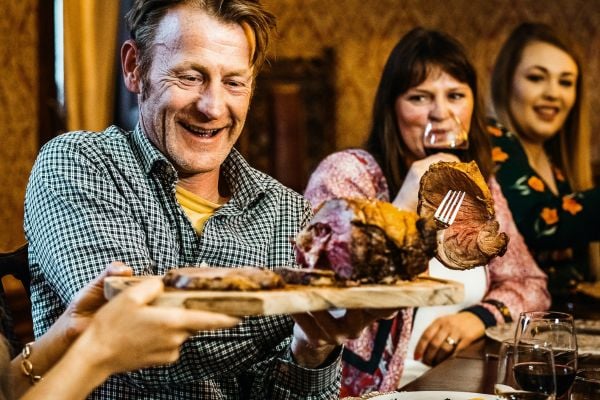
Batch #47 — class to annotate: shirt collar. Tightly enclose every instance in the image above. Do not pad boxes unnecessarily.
[130,123,171,176]
[130,122,267,211]
[220,148,268,212]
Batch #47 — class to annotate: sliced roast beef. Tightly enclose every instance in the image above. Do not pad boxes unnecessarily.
[294,198,438,282]
[163,267,285,291]
[417,161,509,270]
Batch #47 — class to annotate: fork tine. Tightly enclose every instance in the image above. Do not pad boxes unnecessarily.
[446,191,465,225]
[440,191,460,223]
[434,190,454,220]
[434,190,465,227]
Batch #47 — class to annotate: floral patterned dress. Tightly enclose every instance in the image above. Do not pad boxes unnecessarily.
[488,119,600,299]
[304,148,550,397]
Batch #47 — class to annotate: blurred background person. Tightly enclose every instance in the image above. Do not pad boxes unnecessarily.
[488,22,600,310]
[304,27,550,397]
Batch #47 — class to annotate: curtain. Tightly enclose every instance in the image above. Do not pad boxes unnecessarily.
[63,0,120,131]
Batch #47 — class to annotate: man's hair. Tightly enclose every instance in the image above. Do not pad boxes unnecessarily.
[365,27,493,196]
[491,22,591,191]
[125,0,276,85]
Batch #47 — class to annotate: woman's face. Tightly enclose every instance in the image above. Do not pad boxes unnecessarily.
[509,41,578,143]
[394,68,474,160]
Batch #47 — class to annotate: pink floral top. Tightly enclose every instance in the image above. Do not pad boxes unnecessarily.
[304,149,551,396]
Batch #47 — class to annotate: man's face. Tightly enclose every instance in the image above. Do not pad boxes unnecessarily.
[136,6,254,179]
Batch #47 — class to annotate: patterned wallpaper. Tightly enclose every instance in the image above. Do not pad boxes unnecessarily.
[0,0,38,251]
[263,0,600,163]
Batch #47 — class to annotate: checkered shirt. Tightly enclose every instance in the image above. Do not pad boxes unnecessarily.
[24,124,342,399]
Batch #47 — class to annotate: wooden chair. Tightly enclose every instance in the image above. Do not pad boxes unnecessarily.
[0,244,30,296]
[0,243,33,354]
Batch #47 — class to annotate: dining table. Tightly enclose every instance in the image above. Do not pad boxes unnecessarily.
[399,292,600,394]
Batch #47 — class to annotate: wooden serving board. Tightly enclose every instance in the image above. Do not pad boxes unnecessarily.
[104,275,464,316]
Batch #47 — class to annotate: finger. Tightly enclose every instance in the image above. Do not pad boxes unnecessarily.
[432,338,455,365]
[106,261,133,277]
[339,309,379,339]
[291,313,337,345]
[85,262,134,294]
[117,278,164,306]
[414,323,442,360]
[420,326,451,366]
[310,310,346,344]
[175,309,241,331]
[455,336,470,352]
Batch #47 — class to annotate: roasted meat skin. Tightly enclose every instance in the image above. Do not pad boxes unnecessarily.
[417,161,509,270]
[294,198,438,282]
[163,267,285,291]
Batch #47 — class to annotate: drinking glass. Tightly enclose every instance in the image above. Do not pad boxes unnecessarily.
[495,338,557,400]
[422,111,469,157]
[515,311,577,399]
[570,368,600,400]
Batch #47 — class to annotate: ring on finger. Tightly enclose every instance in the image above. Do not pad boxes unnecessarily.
[445,336,458,347]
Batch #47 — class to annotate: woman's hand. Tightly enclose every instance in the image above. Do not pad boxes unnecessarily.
[414,311,485,366]
[392,153,460,212]
[18,266,241,400]
[60,262,133,343]
[72,270,241,375]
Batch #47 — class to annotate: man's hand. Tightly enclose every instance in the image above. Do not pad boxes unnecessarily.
[414,311,485,366]
[291,308,397,368]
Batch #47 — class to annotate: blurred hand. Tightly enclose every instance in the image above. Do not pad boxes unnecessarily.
[291,308,397,368]
[392,153,460,212]
[76,270,241,373]
[414,311,485,366]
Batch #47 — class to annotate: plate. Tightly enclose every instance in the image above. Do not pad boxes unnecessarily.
[360,391,495,400]
[485,320,600,355]
[104,275,464,316]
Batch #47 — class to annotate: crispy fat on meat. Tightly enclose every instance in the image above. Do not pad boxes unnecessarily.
[294,198,438,282]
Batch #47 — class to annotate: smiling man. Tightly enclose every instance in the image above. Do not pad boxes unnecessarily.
[23,1,394,399]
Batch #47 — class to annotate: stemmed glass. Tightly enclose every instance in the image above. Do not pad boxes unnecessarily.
[514,311,578,399]
[495,338,557,400]
[422,111,469,157]
[494,339,556,400]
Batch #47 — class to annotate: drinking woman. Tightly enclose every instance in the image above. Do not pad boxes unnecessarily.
[304,27,550,396]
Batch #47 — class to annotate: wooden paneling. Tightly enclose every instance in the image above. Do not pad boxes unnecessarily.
[263,0,600,164]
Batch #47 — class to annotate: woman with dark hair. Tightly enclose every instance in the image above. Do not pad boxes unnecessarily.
[489,22,600,307]
[304,27,550,396]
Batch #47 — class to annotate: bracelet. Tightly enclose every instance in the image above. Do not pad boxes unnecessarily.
[20,342,43,384]
[483,299,513,323]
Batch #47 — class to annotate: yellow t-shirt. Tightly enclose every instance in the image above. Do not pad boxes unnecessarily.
[175,185,222,234]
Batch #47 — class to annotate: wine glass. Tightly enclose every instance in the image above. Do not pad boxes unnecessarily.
[495,338,557,400]
[515,311,577,399]
[422,110,469,157]
[571,368,600,400]
[512,340,558,399]
[496,339,519,394]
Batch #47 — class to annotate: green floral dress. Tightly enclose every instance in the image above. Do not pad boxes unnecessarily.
[488,119,600,300]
